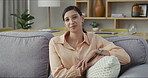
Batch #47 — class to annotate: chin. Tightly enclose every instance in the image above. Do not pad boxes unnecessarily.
[70,30,77,33]
[70,29,78,33]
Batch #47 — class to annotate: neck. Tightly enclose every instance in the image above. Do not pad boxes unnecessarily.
[67,31,84,44]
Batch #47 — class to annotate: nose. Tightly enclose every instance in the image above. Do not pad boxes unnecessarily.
[69,19,74,24]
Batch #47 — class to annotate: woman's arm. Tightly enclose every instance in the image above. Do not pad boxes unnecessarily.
[76,35,131,72]
[76,49,104,71]
[49,38,82,78]
[99,36,131,65]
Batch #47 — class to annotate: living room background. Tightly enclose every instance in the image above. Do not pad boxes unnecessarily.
[0,0,148,32]
[29,0,148,32]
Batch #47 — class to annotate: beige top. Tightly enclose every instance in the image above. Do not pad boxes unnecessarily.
[49,31,131,78]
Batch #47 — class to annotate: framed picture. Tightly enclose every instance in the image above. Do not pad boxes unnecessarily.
[138,4,148,17]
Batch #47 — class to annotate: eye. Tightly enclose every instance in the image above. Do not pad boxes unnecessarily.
[73,16,77,19]
[64,18,69,22]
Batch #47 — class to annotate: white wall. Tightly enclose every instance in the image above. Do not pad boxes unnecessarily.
[30,0,49,29]
[0,0,3,28]
[30,0,74,29]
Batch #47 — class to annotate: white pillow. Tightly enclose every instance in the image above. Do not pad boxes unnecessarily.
[86,56,120,78]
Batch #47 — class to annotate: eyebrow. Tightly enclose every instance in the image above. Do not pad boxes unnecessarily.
[64,14,78,20]
[72,14,78,16]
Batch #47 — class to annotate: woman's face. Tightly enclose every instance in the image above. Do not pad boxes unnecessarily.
[64,10,84,33]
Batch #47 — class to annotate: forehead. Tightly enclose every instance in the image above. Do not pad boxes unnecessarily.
[64,10,79,18]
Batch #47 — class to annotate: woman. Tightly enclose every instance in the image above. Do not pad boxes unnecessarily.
[49,6,131,78]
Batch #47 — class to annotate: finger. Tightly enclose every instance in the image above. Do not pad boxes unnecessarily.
[82,60,85,70]
[76,62,80,68]
[85,59,89,68]
[82,58,89,70]
[76,60,83,68]
[85,61,87,68]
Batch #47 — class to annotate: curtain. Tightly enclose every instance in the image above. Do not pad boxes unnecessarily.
[3,0,28,29]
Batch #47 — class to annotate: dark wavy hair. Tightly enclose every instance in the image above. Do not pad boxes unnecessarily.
[62,6,87,33]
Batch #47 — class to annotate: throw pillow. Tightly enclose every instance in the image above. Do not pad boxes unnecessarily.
[86,56,120,78]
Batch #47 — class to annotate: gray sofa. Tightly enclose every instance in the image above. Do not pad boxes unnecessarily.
[0,32,54,78]
[106,36,148,78]
[0,32,148,78]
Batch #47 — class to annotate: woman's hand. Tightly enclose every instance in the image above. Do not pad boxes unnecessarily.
[101,50,110,56]
[76,49,100,74]
[76,49,98,68]
[76,55,104,74]
[76,49,110,74]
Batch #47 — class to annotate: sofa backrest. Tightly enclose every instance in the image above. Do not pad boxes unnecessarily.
[106,36,148,75]
[0,32,54,78]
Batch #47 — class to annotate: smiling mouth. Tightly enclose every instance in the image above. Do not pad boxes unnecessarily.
[70,25,76,28]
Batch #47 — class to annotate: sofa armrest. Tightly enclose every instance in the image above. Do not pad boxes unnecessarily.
[0,32,54,77]
[119,64,148,78]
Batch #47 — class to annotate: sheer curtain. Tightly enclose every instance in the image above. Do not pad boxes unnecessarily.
[0,0,3,28]
[3,0,28,29]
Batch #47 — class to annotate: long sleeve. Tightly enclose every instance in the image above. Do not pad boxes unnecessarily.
[97,36,131,65]
[49,38,81,78]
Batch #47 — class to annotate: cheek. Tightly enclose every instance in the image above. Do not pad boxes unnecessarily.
[78,18,83,24]
[77,20,83,26]
[64,22,69,28]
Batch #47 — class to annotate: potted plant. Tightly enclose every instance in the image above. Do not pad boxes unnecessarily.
[90,21,99,31]
[11,9,35,29]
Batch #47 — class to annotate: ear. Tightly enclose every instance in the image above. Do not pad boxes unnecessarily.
[81,15,84,22]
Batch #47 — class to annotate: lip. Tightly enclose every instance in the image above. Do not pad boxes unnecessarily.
[70,25,76,28]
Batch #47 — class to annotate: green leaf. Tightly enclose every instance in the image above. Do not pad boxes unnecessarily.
[22,14,30,21]
[90,21,99,27]
[18,18,27,26]
[10,9,35,29]
[23,25,32,29]
[16,24,22,29]
[10,14,21,18]
[27,16,35,21]
[25,22,34,26]
[23,9,29,15]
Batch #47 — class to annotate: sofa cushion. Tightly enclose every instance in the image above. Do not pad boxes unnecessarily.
[0,32,54,77]
[86,56,120,78]
[119,64,148,78]
[106,36,148,75]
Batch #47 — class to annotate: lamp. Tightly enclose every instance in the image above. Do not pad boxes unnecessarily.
[38,0,60,27]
